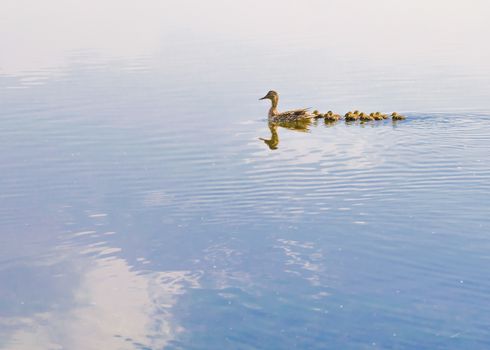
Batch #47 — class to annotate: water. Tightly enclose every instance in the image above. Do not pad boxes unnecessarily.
[1,1,490,349]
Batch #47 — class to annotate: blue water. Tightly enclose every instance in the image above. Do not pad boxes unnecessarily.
[1,1,490,349]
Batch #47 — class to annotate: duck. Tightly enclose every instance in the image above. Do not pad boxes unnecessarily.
[260,90,312,122]
[391,112,406,120]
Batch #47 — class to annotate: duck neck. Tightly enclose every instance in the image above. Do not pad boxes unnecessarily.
[268,96,279,117]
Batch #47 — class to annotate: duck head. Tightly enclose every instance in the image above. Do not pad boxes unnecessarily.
[259,90,278,101]
[260,90,279,116]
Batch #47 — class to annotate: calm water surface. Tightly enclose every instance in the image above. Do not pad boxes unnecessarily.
[1,1,490,349]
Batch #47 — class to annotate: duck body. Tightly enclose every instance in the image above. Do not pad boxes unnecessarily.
[271,109,312,123]
[260,90,313,122]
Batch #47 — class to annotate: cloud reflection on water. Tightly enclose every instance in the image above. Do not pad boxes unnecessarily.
[0,246,200,350]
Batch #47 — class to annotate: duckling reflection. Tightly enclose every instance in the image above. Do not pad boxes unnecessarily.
[259,119,311,150]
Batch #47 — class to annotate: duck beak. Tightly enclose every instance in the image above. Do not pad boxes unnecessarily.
[259,95,268,100]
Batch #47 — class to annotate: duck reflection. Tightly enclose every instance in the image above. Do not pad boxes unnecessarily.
[259,119,312,150]
[259,123,280,150]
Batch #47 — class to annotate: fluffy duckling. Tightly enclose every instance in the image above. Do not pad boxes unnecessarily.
[370,112,384,121]
[359,112,374,121]
[391,112,406,120]
[313,110,325,119]
[324,110,342,121]
[344,111,357,121]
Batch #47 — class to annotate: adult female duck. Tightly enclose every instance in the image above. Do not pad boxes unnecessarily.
[259,90,312,122]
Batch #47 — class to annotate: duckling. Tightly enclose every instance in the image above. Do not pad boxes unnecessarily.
[391,112,406,120]
[345,112,358,121]
[260,90,312,122]
[378,112,388,119]
[324,110,342,121]
[370,112,384,121]
[313,110,326,119]
[359,112,374,121]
